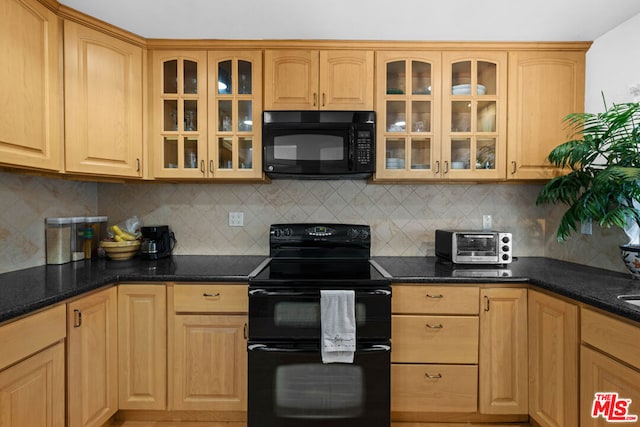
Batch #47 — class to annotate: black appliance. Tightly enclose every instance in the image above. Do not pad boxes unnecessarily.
[139,225,176,260]
[248,223,391,427]
[262,110,375,179]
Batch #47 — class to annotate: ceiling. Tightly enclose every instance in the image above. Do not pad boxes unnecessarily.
[59,0,640,42]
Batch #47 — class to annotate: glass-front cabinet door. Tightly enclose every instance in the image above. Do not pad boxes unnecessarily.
[442,52,507,180]
[208,51,263,179]
[375,52,442,180]
[152,51,208,178]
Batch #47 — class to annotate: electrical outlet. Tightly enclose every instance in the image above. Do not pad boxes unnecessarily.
[581,219,592,235]
[229,212,244,227]
[482,214,492,230]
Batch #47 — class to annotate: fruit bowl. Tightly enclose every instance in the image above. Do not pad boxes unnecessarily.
[100,240,141,261]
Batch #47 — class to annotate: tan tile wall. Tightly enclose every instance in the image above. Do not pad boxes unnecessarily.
[0,171,97,273]
[0,170,630,275]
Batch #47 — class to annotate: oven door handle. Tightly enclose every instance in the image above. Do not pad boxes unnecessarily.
[248,343,391,353]
[248,344,309,353]
[249,289,391,297]
[359,344,391,352]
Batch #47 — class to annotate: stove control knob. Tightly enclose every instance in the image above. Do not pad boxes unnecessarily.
[358,229,369,240]
[502,235,510,244]
[272,228,282,238]
[283,228,292,237]
[502,245,510,252]
[502,254,510,261]
[348,228,359,239]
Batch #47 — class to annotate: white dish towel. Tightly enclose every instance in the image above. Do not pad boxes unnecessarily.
[320,290,356,363]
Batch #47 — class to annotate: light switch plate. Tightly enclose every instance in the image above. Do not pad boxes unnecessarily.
[482,214,492,230]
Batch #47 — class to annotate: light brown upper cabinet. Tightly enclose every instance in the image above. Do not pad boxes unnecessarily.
[151,50,209,178]
[208,51,263,179]
[264,50,374,110]
[375,51,442,180]
[152,50,263,180]
[64,20,143,177]
[375,51,507,181]
[0,0,63,172]
[507,50,585,180]
[442,52,508,181]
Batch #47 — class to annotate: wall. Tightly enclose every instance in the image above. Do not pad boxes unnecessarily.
[97,180,549,257]
[541,10,640,274]
[0,171,97,274]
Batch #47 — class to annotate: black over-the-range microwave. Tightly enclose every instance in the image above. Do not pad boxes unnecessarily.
[262,110,375,179]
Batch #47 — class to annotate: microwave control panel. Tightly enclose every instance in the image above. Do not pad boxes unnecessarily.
[356,130,373,165]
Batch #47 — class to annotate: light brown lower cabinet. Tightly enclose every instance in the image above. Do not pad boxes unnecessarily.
[67,287,118,427]
[118,284,167,410]
[0,305,66,427]
[479,288,528,415]
[580,345,640,426]
[168,284,248,412]
[528,290,578,427]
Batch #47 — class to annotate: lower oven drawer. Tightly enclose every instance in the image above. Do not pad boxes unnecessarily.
[248,342,390,427]
[391,363,478,413]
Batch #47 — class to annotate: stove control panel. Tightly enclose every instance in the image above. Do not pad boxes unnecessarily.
[269,223,372,257]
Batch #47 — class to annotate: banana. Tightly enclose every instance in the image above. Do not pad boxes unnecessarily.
[111,225,137,241]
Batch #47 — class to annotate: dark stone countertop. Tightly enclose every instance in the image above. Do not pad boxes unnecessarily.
[1,255,640,325]
[0,255,267,324]
[373,256,640,323]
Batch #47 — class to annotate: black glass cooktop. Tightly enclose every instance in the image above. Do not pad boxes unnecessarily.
[249,258,389,287]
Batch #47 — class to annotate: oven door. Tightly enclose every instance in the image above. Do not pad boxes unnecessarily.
[248,287,391,341]
[248,342,390,427]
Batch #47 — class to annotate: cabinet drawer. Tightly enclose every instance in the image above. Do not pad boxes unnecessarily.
[582,307,640,370]
[392,315,479,363]
[392,363,478,413]
[0,304,66,370]
[173,284,248,313]
[392,285,479,314]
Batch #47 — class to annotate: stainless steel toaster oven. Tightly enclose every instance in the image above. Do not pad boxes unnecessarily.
[435,229,512,264]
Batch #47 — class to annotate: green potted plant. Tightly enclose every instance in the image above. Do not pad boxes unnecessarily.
[536,100,640,277]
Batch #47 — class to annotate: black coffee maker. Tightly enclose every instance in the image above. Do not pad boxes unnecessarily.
[140,225,176,260]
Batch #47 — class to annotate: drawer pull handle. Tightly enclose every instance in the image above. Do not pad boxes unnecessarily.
[426,323,443,329]
[203,292,221,298]
[425,373,442,379]
[426,293,443,299]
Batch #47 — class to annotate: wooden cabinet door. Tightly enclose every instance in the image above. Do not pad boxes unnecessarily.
[152,50,208,178]
[320,50,373,110]
[528,290,579,427]
[67,287,118,427]
[64,20,143,177]
[442,51,508,181]
[0,342,65,427]
[479,288,528,415]
[507,50,585,180]
[208,50,263,180]
[0,0,62,171]
[581,345,640,426]
[170,314,247,411]
[118,284,166,410]
[264,50,319,110]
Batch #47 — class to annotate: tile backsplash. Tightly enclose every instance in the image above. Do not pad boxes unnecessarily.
[0,170,631,275]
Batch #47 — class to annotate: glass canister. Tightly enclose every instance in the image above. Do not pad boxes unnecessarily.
[45,217,72,264]
[85,216,108,257]
[70,216,86,262]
